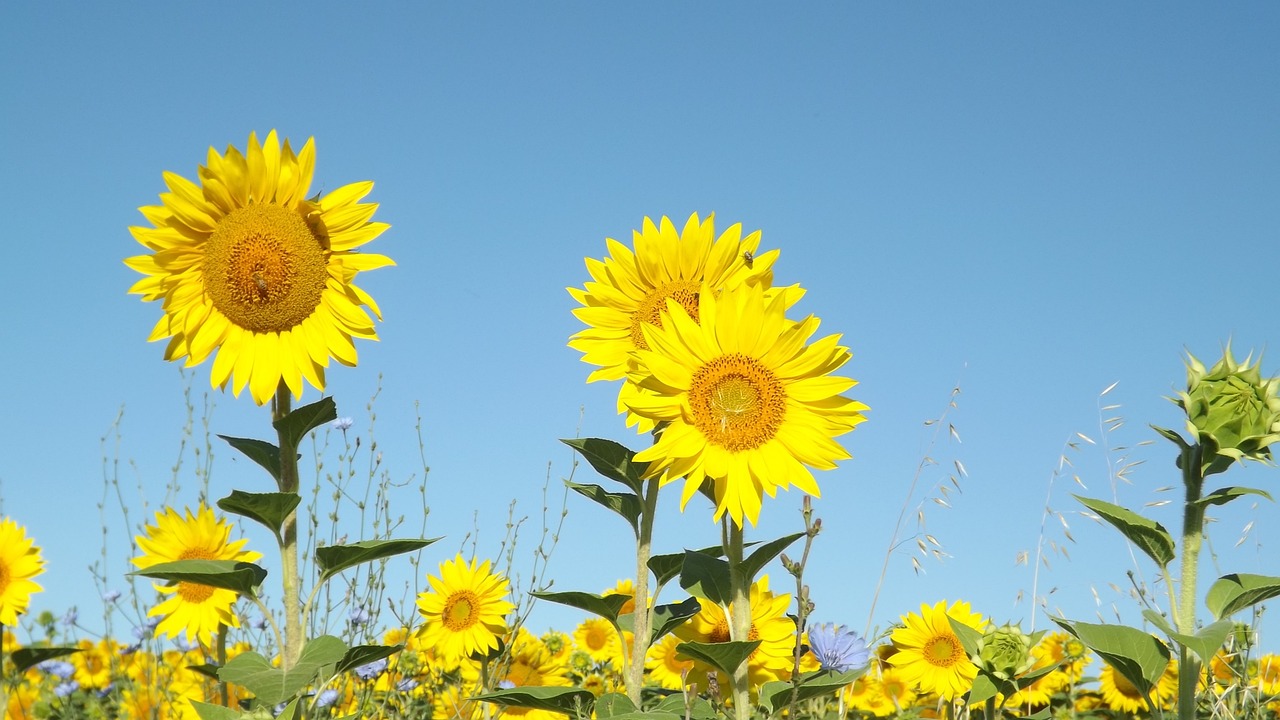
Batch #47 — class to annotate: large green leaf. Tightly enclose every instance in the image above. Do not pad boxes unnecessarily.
[217,490,301,539]
[652,693,716,720]
[189,701,244,720]
[946,616,985,657]
[675,640,760,679]
[1140,610,1233,664]
[679,551,732,606]
[273,396,337,449]
[758,668,866,714]
[593,693,636,718]
[740,533,803,584]
[131,559,266,596]
[219,635,348,705]
[647,597,702,643]
[1074,495,1175,567]
[217,435,282,482]
[561,437,645,494]
[474,686,596,716]
[12,646,80,673]
[648,544,724,588]
[315,538,438,583]
[531,590,632,623]
[966,673,1002,706]
[565,481,640,532]
[1193,486,1273,509]
[335,644,403,675]
[1052,619,1169,704]
[1206,573,1280,620]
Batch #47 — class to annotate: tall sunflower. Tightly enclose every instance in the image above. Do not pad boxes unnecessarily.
[126,130,393,405]
[624,282,867,526]
[886,600,987,701]
[416,555,515,664]
[132,504,262,646]
[675,575,795,691]
[0,518,44,626]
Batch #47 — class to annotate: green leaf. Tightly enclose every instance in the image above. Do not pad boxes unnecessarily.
[966,673,1001,706]
[131,559,266,596]
[648,544,724,588]
[758,668,866,714]
[565,481,641,532]
[594,693,636,718]
[675,640,760,678]
[474,686,596,716]
[1052,618,1169,704]
[1074,495,1175,567]
[679,550,732,606]
[1206,573,1280,619]
[217,490,301,539]
[561,437,645,494]
[1150,424,1191,451]
[335,644,403,676]
[219,635,348,705]
[1138,609,1230,664]
[217,435,282,482]
[315,538,438,583]
[190,701,244,720]
[652,693,716,720]
[11,646,80,673]
[275,698,302,720]
[187,663,221,680]
[531,591,632,623]
[1194,486,1273,509]
[593,713,682,720]
[740,533,803,584]
[273,396,337,450]
[946,616,985,657]
[647,597,702,643]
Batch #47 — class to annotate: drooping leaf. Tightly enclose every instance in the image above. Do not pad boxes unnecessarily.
[561,437,645,494]
[474,686,596,716]
[316,538,438,583]
[741,533,803,584]
[594,692,636,718]
[675,640,760,679]
[217,490,301,539]
[1139,609,1230,665]
[273,396,337,450]
[187,663,221,680]
[1193,486,1273,509]
[679,551,732,606]
[12,646,81,673]
[1074,495,1175,567]
[1150,424,1191,451]
[1206,573,1280,620]
[758,668,866,714]
[531,591,632,623]
[217,435,282,482]
[648,544,724,588]
[131,559,266,597]
[565,481,641,532]
[218,635,348,705]
[190,701,244,720]
[646,597,703,643]
[1053,618,1169,705]
[335,644,403,676]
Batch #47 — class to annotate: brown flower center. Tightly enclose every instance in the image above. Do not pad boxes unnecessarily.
[924,633,964,668]
[631,280,701,350]
[689,354,787,451]
[176,547,217,604]
[203,204,328,333]
[443,591,479,631]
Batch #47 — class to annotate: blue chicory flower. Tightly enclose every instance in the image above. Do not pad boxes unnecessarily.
[37,660,76,679]
[54,680,80,698]
[316,689,340,708]
[353,658,388,680]
[807,623,871,672]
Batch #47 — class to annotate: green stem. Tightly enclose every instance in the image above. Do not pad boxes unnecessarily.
[1175,444,1205,720]
[725,519,751,720]
[217,623,229,707]
[625,477,661,707]
[273,382,304,671]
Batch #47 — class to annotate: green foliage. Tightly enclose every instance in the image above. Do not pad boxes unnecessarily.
[334,644,403,675]
[561,437,645,494]
[272,396,337,450]
[1073,495,1175,567]
[564,480,641,532]
[217,435,283,482]
[647,544,723,588]
[674,639,760,679]
[131,559,267,596]
[190,701,244,720]
[217,490,301,540]
[757,668,866,715]
[642,596,702,644]
[1206,573,1280,620]
[11,645,80,673]
[1193,485,1274,509]
[314,538,438,583]
[679,550,732,605]
[740,532,803,584]
[474,685,597,716]
[219,635,347,706]
[1142,610,1234,664]
[1053,618,1169,707]
[532,590,632,623]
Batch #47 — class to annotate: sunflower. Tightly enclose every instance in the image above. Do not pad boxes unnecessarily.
[464,629,571,720]
[126,130,393,406]
[624,282,867,526]
[1098,658,1177,713]
[132,505,262,646]
[573,617,625,669]
[886,600,987,701]
[675,575,795,691]
[645,634,695,690]
[0,518,44,626]
[416,555,515,664]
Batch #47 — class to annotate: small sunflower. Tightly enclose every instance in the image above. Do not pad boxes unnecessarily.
[573,617,625,668]
[645,634,695,690]
[0,517,44,626]
[625,282,868,526]
[126,130,393,405]
[132,505,262,646]
[416,555,515,664]
[886,600,987,701]
[675,575,795,690]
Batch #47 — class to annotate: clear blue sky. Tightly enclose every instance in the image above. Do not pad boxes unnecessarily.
[1,3,1277,648]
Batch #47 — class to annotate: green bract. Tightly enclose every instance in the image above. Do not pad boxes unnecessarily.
[1176,347,1280,474]
[974,624,1035,682]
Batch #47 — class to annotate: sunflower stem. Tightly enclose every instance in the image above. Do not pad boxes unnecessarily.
[273,382,304,671]
[626,476,661,707]
[1174,443,1206,720]
[217,623,229,707]
[725,519,752,720]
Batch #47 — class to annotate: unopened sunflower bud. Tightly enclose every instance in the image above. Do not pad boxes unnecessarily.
[1175,347,1280,475]
[974,624,1035,682]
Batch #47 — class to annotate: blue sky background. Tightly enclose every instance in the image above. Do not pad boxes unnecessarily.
[2,3,1277,649]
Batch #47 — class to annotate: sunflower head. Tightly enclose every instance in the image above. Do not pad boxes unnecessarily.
[887,600,987,701]
[126,130,393,405]
[415,555,515,664]
[1172,346,1280,475]
[0,518,45,627]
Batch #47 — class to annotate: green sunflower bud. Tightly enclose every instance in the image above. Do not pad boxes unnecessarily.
[1174,347,1280,475]
[974,623,1036,682]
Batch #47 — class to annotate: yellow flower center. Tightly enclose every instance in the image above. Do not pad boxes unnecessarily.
[584,624,610,651]
[0,560,9,594]
[923,632,964,668]
[631,280,701,350]
[708,618,761,658]
[176,547,217,604]
[443,591,479,631]
[203,204,329,333]
[689,354,787,451]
